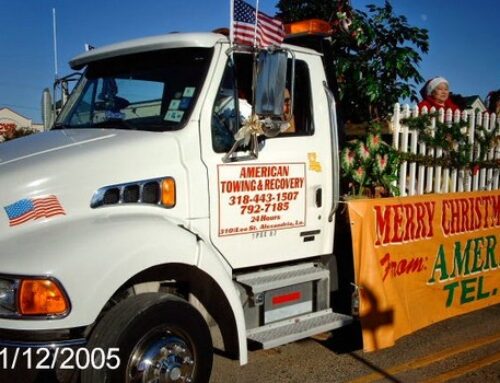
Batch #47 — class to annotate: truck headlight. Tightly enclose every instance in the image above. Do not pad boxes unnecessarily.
[0,279,17,316]
[0,276,70,319]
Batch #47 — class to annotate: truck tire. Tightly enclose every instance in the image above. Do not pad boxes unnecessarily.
[81,292,213,383]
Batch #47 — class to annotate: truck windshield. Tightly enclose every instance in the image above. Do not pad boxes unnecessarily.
[55,47,213,131]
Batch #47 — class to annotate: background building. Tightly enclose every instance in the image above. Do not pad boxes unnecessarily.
[0,107,43,140]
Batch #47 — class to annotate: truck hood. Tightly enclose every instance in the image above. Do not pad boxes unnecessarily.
[0,129,120,165]
[0,129,187,235]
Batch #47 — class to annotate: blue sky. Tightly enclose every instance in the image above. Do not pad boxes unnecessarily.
[1,0,498,122]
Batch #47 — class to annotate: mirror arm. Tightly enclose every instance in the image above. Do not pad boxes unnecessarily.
[324,82,340,222]
[222,135,259,163]
[288,49,296,121]
[251,133,259,158]
[222,140,243,163]
[52,72,82,119]
[228,52,241,128]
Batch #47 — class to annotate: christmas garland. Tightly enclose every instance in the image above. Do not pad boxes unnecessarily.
[400,113,500,170]
[398,153,500,171]
[340,115,500,198]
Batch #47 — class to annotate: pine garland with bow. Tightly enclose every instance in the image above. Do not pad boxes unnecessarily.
[401,113,500,172]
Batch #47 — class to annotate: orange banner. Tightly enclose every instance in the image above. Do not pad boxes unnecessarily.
[347,190,500,352]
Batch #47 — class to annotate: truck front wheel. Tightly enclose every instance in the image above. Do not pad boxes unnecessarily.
[82,292,213,383]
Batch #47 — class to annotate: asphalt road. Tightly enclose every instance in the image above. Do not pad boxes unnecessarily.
[210,303,500,382]
[1,304,497,382]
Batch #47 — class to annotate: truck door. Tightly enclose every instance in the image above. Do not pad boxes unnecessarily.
[200,48,335,269]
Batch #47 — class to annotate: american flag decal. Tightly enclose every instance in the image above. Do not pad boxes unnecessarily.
[4,195,66,227]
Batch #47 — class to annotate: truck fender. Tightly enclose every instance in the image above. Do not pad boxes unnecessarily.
[0,214,248,364]
[196,240,248,365]
[0,214,197,330]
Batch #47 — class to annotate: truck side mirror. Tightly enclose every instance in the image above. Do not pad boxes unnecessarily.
[254,50,287,118]
[41,88,54,131]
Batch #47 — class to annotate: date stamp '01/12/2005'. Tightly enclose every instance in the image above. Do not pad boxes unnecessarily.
[0,347,120,370]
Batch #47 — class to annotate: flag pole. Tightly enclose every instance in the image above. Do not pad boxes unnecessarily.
[254,0,259,47]
[52,8,58,81]
[229,0,234,45]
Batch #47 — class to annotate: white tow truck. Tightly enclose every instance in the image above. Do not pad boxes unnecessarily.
[0,21,354,382]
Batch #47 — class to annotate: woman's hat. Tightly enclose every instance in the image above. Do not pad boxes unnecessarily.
[420,76,448,98]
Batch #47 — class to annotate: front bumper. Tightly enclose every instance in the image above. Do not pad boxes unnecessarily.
[0,328,86,348]
[0,328,86,383]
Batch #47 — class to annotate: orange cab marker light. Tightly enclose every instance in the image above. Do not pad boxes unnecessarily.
[285,19,332,36]
[19,279,69,316]
[161,178,176,207]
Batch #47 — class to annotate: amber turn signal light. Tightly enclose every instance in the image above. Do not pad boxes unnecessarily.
[161,178,176,208]
[19,279,69,316]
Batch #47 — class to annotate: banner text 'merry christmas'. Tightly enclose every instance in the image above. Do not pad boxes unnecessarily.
[442,195,500,235]
[374,202,436,245]
[374,194,500,246]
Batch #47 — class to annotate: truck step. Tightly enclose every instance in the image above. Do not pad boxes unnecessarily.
[247,309,352,349]
[236,263,329,294]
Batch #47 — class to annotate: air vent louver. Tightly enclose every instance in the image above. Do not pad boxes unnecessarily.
[103,188,120,205]
[123,185,140,203]
[142,182,160,204]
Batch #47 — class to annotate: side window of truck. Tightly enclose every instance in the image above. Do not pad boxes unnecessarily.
[212,61,236,153]
[283,59,314,136]
[211,55,314,153]
[68,81,96,126]
[211,54,253,153]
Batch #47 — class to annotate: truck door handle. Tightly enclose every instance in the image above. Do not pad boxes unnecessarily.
[315,187,322,208]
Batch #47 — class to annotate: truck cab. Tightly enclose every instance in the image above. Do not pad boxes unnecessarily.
[0,31,350,382]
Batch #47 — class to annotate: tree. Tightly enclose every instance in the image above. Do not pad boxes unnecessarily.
[276,0,345,22]
[277,0,429,123]
[0,125,38,143]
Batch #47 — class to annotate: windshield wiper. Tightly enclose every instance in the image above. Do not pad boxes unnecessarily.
[52,123,70,130]
[91,119,136,130]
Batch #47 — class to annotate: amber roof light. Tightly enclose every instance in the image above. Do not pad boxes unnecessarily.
[285,19,332,37]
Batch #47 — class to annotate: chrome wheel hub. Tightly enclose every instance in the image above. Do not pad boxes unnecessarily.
[127,329,195,383]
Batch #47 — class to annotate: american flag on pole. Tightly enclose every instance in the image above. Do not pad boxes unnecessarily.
[4,195,66,227]
[233,0,285,47]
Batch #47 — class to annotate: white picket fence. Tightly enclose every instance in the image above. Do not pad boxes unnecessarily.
[392,103,500,196]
